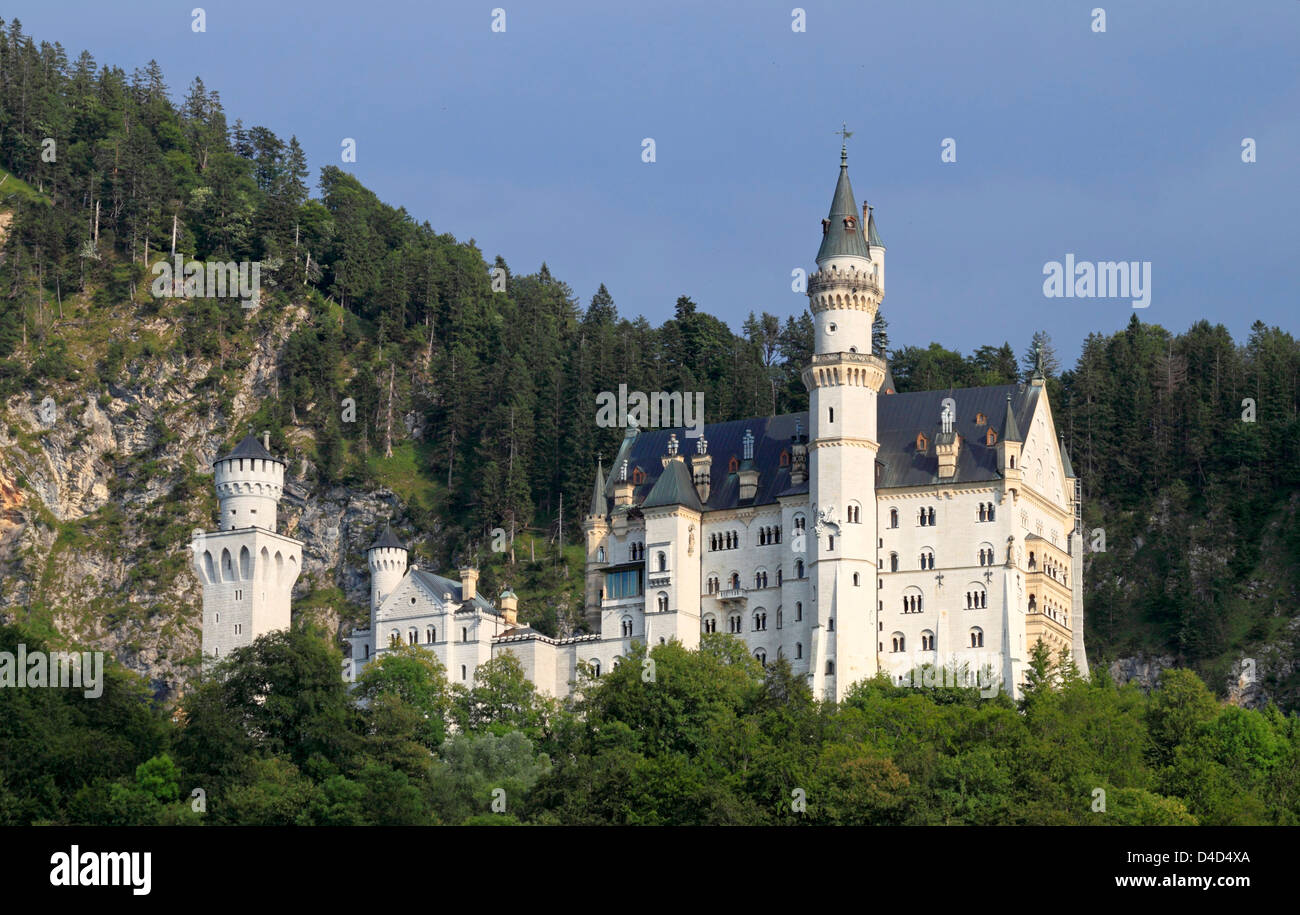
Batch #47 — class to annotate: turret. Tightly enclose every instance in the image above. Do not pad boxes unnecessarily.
[367,523,408,612]
[613,460,635,507]
[499,588,519,626]
[737,429,760,501]
[996,394,1023,483]
[214,431,286,532]
[690,436,711,502]
[459,567,479,603]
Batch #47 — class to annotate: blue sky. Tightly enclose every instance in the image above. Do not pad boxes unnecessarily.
[10,0,1298,363]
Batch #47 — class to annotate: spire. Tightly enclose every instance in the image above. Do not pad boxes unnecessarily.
[867,205,884,248]
[1001,394,1022,443]
[1059,433,1076,478]
[588,458,606,516]
[816,150,871,262]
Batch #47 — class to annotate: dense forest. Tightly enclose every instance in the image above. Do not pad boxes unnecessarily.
[0,16,1298,714]
[3,619,1298,825]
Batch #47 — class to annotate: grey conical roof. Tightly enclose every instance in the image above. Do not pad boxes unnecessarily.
[587,458,606,516]
[1001,394,1022,443]
[867,207,884,248]
[816,151,871,262]
[369,523,406,551]
[216,433,282,466]
[1059,434,1076,478]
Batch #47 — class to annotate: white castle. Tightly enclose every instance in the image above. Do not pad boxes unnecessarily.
[197,151,1087,701]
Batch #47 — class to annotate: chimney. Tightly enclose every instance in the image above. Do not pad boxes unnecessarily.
[499,589,519,626]
[737,429,760,501]
[613,460,635,507]
[459,568,479,602]
[862,201,870,237]
[262,430,271,452]
[935,405,960,479]
[691,436,711,502]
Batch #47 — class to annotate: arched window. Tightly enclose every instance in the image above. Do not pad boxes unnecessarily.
[890,508,899,528]
[890,553,899,572]
[390,629,400,647]
[987,504,995,521]
[921,630,935,651]
[776,607,783,628]
[891,633,905,652]
[729,614,742,634]
[753,611,767,631]
[657,551,667,572]
[703,614,717,633]
[795,560,805,578]
[970,627,984,648]
[795,601,803,621]
[364,644,370,659]
[592,660,601,677]
[461,627,468,641]
[978,503,986,522]
[621,616,633,637]
[853,572,860,586]
[794,514,806,531]
[426,626,436,643]
[754,648,767,666]
[657,592,669,613]
[796,642,803,659]
[408,628,418,645]
[730,572,740,590]
[777,568,783,586]
[728,456,739,473]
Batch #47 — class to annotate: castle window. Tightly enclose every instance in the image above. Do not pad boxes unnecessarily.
[890,553,899,572]
[986,428,997,446]
[728,457,739,473]
[916,433,927,451]
[828,618,834,631]
[461,665,467,680]
[730,572,741,590]
[703,615,717,633]
[621,616,633,637]
[965,587,987,609]
[829,407,834,424]
[364,644,370,659]
[796,642,803,659]
[461,627,468,641]
[853,572,860,586]
[970,628,984,648]
[1010,455,1016,469]
[427,626,436,643]
[729,614,742,634]
[754,648,767,666]
[921,631,935,651]
[632,467,647,484]
[215,612,220,623]
[795,601,803,621]
[780,450,790,467]
[657,593,669,612]
[776,608,783,629]
[408,628,418,645]
[592,661,601,677]
[657,551,667,572]
[919,550,934,570]
[390,629,400,647]
[890,508,898,528]
[597,547,606,562]
[754,611,767,631]
[777,568,783,586]
[234,623,242,635]
[411,596,417,604]
[976,412,987,425]
[891,633,904,653]
[987,504,995,521]
[828,536,834,551]
[826,660,835,675]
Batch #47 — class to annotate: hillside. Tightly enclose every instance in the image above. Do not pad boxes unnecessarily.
[0,19,1297,709]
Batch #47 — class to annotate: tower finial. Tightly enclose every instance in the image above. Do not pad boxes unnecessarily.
[835,123,853,164]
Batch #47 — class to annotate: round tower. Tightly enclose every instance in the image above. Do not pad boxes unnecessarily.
[214,431,286,532]
[368,523,408,611]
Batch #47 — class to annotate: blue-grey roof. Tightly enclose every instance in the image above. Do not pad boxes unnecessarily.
[410,569,497,614]
[216,433,282,465]
[867,208,883,247]
[641,458,704,512]
[876,384,1040,488]
[1059,435,1076,478]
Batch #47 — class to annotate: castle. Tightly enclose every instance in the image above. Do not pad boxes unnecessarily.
[196,150,1087,701]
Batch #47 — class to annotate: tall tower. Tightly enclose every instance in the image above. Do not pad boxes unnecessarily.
[801,146,887,701]
[194,433,302,662]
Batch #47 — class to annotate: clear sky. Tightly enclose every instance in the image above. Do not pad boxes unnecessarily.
[8,0,1298,363]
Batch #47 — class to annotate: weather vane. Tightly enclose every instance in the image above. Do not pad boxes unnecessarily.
[835,122,853,148]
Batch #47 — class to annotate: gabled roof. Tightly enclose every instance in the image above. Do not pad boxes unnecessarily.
[369,523,406,551]
[816,152,871,262]
[216,433,282,466]
[409,569,497,615]
[641,458,703,512]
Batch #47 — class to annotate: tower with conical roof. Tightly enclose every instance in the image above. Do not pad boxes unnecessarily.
[802,145,888,701]
[194,432,302,663]
[368,523,409,612]
[582,458,610,628]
